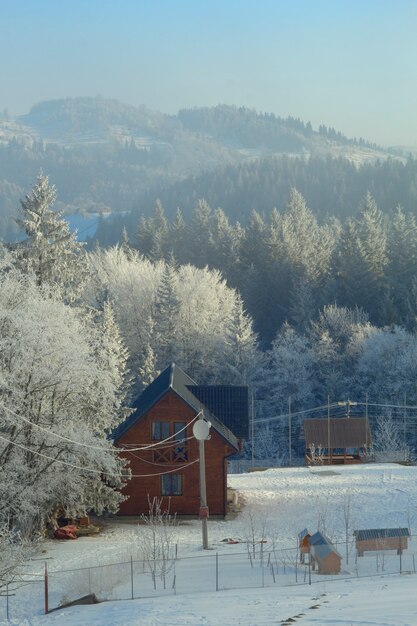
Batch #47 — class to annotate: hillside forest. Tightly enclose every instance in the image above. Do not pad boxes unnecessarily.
[2,101,417,514]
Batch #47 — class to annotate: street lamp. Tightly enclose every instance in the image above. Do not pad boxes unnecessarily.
[193,412,211,550]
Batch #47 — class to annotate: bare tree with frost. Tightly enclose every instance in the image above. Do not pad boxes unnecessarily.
[137,497,178,590]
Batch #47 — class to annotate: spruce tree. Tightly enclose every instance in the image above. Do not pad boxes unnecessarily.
[387,207,417,328]
[154,262,180,370]
[14,173,86,302]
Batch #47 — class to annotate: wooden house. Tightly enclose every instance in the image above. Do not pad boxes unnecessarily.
[309,531,341,574]
[354,528,410,556]
[113,364,248,517]
[303,417,371,465]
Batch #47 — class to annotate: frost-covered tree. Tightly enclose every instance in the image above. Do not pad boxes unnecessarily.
[372,413,412,463]
[168,208,187,264]
[355,325,417,406]
[222,293,265,389]
[387,207,417,328]
[0,259,129,529]
[154,262,181,371]
[0,521,35,591]
[13,173,87,302]
[334,193,388,325]
[309,305,372,402]
[84,247,262,391]
[84,246,163,395]
[187,199,214,267]
[265,323,315,416]
[289,276,316,331]
[174,264,243,382]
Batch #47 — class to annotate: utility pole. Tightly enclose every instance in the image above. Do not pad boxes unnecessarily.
[404,393,407,461]
[327,395,330,465]
[193,413,211,550]
[288,395,292,467]
[251,392,255,468]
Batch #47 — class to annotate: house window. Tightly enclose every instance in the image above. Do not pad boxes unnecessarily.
[152,422,170,441]
[173,422,186,441]
[173,421,188,461]
[161,474,183,496]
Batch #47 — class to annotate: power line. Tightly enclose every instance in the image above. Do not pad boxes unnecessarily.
[254,399,417,427]
[0,402,199,453]
[0,432,199,478]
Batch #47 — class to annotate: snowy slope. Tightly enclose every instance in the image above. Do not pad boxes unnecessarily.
[3,464,417,625]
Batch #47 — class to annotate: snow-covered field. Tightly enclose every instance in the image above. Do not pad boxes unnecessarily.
[3,463,417,625]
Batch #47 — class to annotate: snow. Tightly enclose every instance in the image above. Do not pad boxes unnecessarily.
[3,463,417,625]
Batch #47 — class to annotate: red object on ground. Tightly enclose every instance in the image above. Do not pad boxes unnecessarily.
[54,525,78,540]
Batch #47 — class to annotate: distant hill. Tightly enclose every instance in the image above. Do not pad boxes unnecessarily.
[0,97,401,241]
[18,96,178,145]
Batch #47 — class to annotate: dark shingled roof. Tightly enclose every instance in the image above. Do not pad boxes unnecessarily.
[355,528,410,541]
[189,385,249,439]
[303,417,372,449]
[113,363,242,450]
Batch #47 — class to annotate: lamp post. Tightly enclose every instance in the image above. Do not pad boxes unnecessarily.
[193,412,211,550]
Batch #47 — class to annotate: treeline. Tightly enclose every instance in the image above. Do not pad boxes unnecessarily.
[178,104,380,150]
[1,97,397,244]
[118,154,417,228]
[256,306,417,462]
[113,189,417,345]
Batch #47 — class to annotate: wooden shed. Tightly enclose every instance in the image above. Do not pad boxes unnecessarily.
[309,531,341,574]
[298,528,311,563]
[303,417,371,465]
[113,363,248,517]
[354,528,410,556]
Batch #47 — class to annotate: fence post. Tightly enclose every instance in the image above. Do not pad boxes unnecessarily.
[216,552,219,591]
[44,562,49,615]
[131,556,134,600]
[6,582,9,622]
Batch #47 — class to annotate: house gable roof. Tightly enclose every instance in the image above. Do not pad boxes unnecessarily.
[113,363,240,450]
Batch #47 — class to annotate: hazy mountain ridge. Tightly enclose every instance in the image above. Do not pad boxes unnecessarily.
[0,97,403,242]
[2,97,397,159]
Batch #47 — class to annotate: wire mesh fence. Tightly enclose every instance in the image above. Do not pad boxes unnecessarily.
[2,534,417,621]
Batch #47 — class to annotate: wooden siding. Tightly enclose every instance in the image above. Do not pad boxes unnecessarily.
[356,536,408,555]
[116,390,235,516]
[311,551,341,575]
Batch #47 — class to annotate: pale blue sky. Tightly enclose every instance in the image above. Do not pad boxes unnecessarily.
[1,0,416,146]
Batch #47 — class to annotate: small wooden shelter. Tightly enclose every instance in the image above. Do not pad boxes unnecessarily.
[309,531,341,574]
[354,528,410,556]
[298,528,311,563]
[303,417,371,465]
